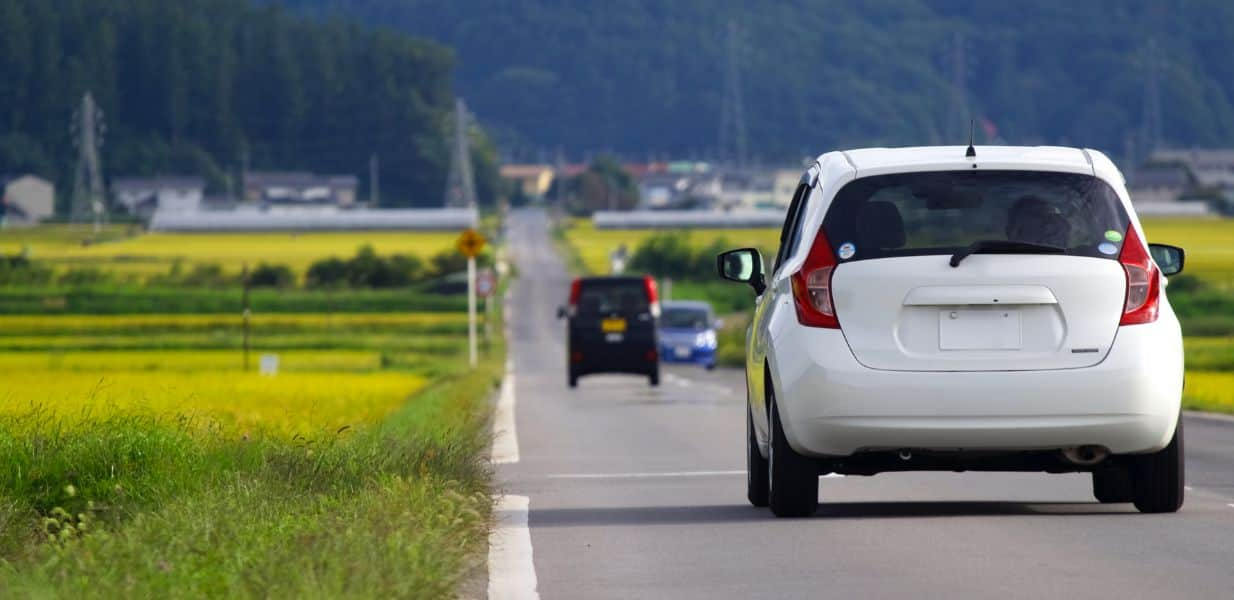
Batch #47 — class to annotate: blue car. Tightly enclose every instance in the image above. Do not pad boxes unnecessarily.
[658,300,719,370]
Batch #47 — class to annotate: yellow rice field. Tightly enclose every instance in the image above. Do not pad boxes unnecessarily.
[0,226,460,279]
[1141,218,1234,289]
[0,350,384,372]
[0,312,467,335]
[0,370,427,435]
[1183,372,1234,413]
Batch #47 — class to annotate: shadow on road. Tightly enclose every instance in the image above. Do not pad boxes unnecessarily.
[529,501,1131,527]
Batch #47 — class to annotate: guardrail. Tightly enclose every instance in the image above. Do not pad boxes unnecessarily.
[593,209,785,229]
[149,208,478,231]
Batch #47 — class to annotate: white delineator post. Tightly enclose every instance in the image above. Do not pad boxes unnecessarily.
[468,255,478,368]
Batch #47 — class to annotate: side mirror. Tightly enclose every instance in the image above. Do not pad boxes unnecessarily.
[556,305,568,319]
[1149,243,1185,277]
[716,248,766,295]
[713,317,724,330]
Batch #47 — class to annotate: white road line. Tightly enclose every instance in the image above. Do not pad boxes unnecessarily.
[547,470,845,480]
[1228,504,1234,509]
[492,360,519,464]
[488,494,539,600]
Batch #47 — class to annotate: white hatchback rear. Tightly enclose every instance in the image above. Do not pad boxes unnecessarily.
[718,145,1188,517]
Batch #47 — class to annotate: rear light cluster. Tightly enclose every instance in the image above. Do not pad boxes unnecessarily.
[643,275,661,318]
[1118,224,1161,326]
[791,229,841,329]
[566,278,582,317]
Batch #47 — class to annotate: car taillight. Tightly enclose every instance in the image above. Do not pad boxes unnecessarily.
[1118,224,1160,326]
[567,278,581,317]
[643,275,661,317]
[791,228,840,329]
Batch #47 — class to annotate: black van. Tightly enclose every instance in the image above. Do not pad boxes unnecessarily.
[558,275,661,388]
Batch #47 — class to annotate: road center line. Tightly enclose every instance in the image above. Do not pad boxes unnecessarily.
[488,494,539,600]
[492,359,519,464]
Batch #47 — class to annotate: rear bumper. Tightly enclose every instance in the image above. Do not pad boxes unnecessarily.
[570,345,658,376]
[770,319,1183,457]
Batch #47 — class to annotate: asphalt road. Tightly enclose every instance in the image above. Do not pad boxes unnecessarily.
[494,207,1234,600]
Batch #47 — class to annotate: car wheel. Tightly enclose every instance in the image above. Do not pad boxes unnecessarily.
[1092,466,1133,503]
[568,370,578,388]
[747,405,769,507]
[648,368,660,387]
[705,363,716,371]
[1131,419,1185,514]
[767,384,817,517]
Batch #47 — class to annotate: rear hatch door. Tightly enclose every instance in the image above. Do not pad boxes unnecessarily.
[822,169,1130,372]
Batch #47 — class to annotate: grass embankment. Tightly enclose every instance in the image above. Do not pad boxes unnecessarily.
[0,360,500,597]
[0,310,503,595]
[559,216,1234,413]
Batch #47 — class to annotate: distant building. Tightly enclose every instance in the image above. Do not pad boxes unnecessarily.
[1,175,55,227]
[500,164,555,200]
[244,172,358,207]
[112,176,204,219]
[1128,164,1191,205]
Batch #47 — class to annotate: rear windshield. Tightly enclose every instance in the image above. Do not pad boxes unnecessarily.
[661,307,711,330]
[577,279,649,316]
[822,170,1131,262]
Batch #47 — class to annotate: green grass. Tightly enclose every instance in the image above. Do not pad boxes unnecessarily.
[0,356,500,597]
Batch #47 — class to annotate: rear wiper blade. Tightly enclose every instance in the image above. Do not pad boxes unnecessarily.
[949,239,1065,267]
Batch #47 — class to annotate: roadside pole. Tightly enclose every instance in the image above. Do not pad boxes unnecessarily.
[456,228,487,369]
[468,255,477,368]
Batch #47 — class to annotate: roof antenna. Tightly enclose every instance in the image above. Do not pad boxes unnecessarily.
[965,118,976,158]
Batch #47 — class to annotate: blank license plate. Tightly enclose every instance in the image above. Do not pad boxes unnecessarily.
[674,346,691,358]
[601,318,627,333]
[939,309,1021,350]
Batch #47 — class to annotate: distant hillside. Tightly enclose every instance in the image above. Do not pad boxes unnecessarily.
[0,0,499,209]
[278,0,1234,163]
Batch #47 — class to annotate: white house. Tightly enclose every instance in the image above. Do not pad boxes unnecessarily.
[1,175,55,227]
[244,172,359,208]
[112,176,205,218]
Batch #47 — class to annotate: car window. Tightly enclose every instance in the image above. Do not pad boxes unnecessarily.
[822,170,1130,262]
[773,181,811,273]
[576,280,649,315]
[661,307,711,330]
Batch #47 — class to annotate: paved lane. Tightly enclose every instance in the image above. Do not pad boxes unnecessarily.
[495,207,1234,600]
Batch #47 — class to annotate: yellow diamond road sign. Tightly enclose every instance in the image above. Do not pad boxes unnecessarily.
[456,228,486,258]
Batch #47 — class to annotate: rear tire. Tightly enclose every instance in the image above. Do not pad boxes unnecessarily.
[648,368,660,387]
[568,370,578,388]
[1092,467,1133,503]
[1131,420,1185,514]
[767,385,817,518]
[746,406,769,507]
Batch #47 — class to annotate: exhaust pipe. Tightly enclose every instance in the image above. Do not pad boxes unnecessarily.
[1061,445,1109,466]
[898,449,913,461]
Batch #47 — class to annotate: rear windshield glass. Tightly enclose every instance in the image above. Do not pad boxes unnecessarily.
[661,307,711,330]
[577,279,649,315]
[822,170,1130,261]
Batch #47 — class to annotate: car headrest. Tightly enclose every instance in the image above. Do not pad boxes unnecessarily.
[857,201,906,249]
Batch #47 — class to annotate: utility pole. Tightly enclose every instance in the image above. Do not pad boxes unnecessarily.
[242,263,252,372]
[444,98,478,208]
[240,142,250,203]
[1140,38,1163,159]
[369,153,380,207]
[718,20,749,168]
[71,92,106,231]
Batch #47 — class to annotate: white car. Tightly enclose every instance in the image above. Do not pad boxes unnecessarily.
[718,145,1187,517]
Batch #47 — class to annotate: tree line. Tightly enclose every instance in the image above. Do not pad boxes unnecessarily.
[278,0,1234,163]
[0,0,500,211]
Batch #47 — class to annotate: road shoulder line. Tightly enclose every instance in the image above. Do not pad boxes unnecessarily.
[1184,410,1234,424]
[492,359,519,464]
[487,494,539,600]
